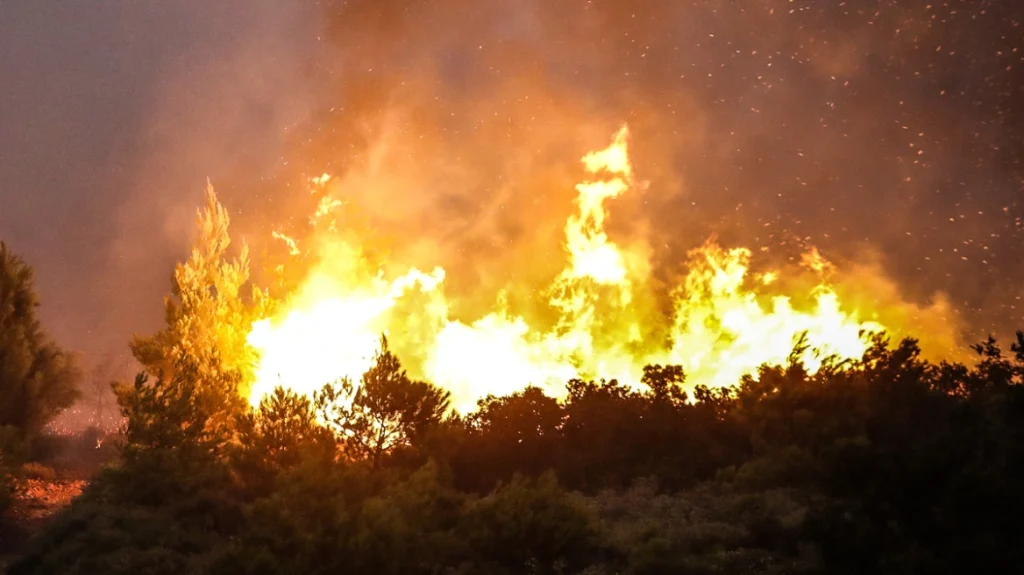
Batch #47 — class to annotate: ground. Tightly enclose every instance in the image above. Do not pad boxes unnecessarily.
[0,477,87,572]
[0,437,112,573]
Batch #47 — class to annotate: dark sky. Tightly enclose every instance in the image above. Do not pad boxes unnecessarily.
[2,0,1023,366]
[0,1,324,361]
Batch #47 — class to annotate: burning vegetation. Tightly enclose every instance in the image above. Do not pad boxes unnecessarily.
[5,123,1023,575]
[244,125,955,412]
[2,1,1023,572]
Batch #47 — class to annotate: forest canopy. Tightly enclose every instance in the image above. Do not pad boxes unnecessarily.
[4,201,1024,573]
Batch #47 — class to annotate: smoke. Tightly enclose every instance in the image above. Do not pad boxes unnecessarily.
[0,2,334,434]
[230,0,1022,354]
[0,1,329,361]
[3,0,1021,380]
[107,1,329,350]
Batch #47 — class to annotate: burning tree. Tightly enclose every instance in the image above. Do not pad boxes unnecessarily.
[125,183,270,438]
[130,182,269,387]
[113,183,274,469]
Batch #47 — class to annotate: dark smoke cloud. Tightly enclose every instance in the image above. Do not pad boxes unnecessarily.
[249,0,1023,343]
[2,0,1022,379]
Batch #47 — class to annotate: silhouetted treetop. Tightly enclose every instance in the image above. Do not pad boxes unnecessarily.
[0,242,80,440]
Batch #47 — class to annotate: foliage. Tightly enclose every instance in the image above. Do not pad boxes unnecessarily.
[128,183,268,412]
[0,451,14,518]
[20,462,55,482]
[0,242,81,441]
[587,479,815,574]
[12,330,1024,574]
[232,386,336,496]
[114,359,244,464]
[6,466,241,575]
[461,472,599,574]
[456,386,564,491]
[316,337,451,467]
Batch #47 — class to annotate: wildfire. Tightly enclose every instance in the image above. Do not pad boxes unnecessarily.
[246,125,889,411]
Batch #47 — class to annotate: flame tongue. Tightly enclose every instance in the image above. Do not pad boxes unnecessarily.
[246,124,884,410]
[564,125,632,285]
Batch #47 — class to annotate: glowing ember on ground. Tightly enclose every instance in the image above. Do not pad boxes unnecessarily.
[246,125,890,412]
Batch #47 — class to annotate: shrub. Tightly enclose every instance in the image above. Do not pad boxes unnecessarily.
[0,455,15,517]
[461,472,600,574]
[0,425,27,467]
[21,462,56,482]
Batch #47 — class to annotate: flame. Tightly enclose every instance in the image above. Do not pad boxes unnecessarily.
[563,125,632,285]
[247,239,446,403]
[666,242,882,388]
[246,125,891,411]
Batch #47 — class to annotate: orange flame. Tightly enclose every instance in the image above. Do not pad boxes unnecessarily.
[246,125,895,411]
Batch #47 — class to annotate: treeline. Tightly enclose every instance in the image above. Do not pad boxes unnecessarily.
[7,193,1024,574]
[9,331,1024,574]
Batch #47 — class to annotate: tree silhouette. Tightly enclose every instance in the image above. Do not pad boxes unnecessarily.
[0,242,80,441]
[316,336,450,467]
[457,386,565,490]
[114,357,243,461]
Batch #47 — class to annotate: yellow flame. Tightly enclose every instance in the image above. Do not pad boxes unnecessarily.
[564,125,632,285]
[247,237,446,403]
[801,246,835,275]
[272,231,301,256]
[246,124,891,411]
[664,242,882,387]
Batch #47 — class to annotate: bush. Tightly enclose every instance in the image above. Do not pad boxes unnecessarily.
[461,472,600,574]
[13,332,1024,573]
[0,425,27,467]
[21,462,56,482]
[0,456,15,518]
[587,479,816,574]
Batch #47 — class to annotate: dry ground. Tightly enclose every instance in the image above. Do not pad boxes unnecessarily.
[0,477,87,572]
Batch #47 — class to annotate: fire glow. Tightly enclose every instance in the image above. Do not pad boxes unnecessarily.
[246,125,887,412]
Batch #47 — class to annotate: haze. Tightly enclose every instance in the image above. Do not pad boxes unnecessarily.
[2,0,1022,366]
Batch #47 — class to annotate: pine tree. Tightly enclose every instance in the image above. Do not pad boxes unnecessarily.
[130,183,268,387]
[316,336,451,467]
[0,242,80,440]
[124,183,270,450]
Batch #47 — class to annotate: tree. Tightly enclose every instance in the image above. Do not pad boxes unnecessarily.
[0,242,80,441]
[640,363,689,405]
[457,387,564,491]
[232,386,336,496]
[115,358,243,460]
[81,353,130,430]
[128,183,269,435]
[460,472,599,574]
[317,336,451,467]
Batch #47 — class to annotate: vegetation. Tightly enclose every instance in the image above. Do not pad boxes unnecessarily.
[0,242,81,447]
[128,183,269,402]
[0,451,13,518]
[6,330,1024,574]
[0,243,86,568]
[5,196,1024,573]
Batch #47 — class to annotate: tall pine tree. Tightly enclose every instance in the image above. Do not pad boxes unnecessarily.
[125,183,270,448]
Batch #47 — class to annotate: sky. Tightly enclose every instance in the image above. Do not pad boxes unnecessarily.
[1,0,1023,371]
[0,1,325,362]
